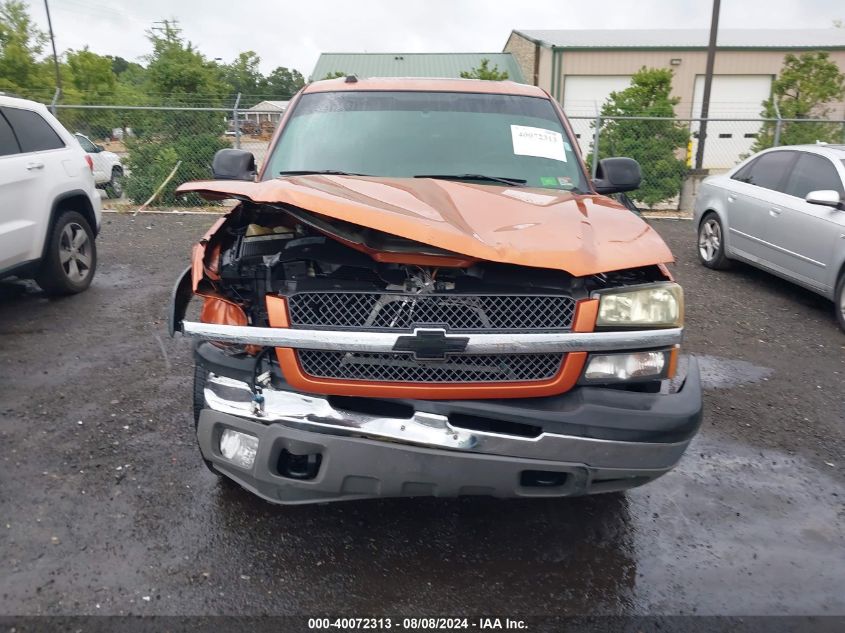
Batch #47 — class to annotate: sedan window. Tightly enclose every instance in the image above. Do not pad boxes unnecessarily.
[784,153,844,199]
[732,151,796,192]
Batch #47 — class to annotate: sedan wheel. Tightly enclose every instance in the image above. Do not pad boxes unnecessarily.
[835,274,845,332]
[697,213,732,270]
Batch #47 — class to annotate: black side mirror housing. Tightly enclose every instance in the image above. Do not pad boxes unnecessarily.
[592,157,642,195]
[212,149,257,181]
[94,144,105,153]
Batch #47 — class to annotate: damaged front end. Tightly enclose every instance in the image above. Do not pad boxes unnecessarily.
[170,180,701,505]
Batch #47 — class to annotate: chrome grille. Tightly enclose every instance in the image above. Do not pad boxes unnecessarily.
[296,351,565,383]
[287,292,576,331]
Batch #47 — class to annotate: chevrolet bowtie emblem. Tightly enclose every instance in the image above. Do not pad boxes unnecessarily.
[392,328,470,361]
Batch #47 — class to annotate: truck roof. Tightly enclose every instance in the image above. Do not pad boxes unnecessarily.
[303,77,549,98]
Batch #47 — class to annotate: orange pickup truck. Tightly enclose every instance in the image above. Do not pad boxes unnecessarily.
[169,77,701,505]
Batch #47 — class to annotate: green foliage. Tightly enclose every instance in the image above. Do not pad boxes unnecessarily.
[221,51,263,106]
[753,52,845,151]
[460,58,508,81]
[322,71,347,80]
[143,21,229,106]
[588,67,688,207]
[124,21,229,205]
[261,66,304,97]
[124,133,230,206]
[0,0,52,97]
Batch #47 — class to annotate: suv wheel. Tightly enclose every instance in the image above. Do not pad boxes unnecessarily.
[835,273,845,333]
[36,211,97,295]
[105,167,123,199]
[697,212,732,270]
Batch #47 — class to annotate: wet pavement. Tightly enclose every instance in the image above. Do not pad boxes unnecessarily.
[0,215,843,616]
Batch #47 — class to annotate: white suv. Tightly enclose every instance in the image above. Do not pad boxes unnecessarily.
[0,95,102,295]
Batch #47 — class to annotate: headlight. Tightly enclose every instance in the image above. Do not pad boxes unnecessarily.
[582,350,671,383]
[595,283,683,328]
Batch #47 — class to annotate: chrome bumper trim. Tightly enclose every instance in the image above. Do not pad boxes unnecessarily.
[182,322,683,354]
[203,374,690,470]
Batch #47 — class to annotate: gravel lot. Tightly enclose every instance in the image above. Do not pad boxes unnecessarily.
[1,214,843,616]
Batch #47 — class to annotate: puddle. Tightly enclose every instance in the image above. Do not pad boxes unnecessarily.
[696,354,774,390]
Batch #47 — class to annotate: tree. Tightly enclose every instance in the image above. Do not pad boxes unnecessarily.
[460,58,508,81]
[124,19,230,206]
[0,0,52,98]
[590,67,689,207]
[58,48,120,137]
[261,66,305,98]
[221,51,263,106]
[143,19,228,106]
[322,71,347,80]
[753,52,845,151]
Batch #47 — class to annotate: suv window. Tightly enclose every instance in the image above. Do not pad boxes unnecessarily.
[0,112,20,156]
[74,133,97,153]
[731,151,796,192]
[784,153,844,199]
[2,107,65,153]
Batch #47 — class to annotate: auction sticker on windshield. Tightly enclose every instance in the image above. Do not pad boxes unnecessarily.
[511,125,567,162]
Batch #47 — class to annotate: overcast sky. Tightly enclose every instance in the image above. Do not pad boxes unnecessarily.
[22,0,845,77]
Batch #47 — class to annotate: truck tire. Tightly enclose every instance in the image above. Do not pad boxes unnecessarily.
[104,167,123,199]
[835,272,845,333]
[36,211,97,296]
[697,212,732,270]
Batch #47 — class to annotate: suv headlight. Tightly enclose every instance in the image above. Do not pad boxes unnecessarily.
[595,283,684,328]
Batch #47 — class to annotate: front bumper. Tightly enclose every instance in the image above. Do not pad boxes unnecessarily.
[196,350,702,504]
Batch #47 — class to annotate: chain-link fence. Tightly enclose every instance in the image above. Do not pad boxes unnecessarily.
[570,114,845,210]
[53,104,281,206]
[53,104,845,210]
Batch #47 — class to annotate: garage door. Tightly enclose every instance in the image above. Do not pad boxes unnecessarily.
[690,75,773,170]
[562,75,632,155]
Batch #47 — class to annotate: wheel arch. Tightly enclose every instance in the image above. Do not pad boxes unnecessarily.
[698,206,730,253]
[42,191,99,264]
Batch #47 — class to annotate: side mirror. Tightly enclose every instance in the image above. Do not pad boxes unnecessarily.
[94,144,105,153]
[805,189,843,209]
[593,157,642,195]
[212,149,256,181]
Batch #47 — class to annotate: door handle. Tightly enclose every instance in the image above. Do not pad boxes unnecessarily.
[769,207,782,217]
[26,161,45,171]
[727,195,736,203]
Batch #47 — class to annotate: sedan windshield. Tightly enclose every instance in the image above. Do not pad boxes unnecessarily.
[265,91,586,192]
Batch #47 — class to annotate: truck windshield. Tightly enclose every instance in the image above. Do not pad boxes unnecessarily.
[264,91,586,192]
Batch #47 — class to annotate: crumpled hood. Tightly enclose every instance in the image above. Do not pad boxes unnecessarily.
[177,175,673,276]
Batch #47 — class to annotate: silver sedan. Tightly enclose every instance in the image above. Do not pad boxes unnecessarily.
[693,144,845,331]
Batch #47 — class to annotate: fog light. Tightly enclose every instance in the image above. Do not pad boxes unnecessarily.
[219,429,258,469]
[583,351,668,383]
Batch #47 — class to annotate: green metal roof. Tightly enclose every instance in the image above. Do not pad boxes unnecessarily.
[311,53,525,83]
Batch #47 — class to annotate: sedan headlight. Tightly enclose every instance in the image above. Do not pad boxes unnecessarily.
[595,283,684,328]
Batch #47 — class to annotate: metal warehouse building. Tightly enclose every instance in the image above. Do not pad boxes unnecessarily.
[505,29,845,167]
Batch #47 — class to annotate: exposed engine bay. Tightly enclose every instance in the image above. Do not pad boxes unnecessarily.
[204,203,670,329]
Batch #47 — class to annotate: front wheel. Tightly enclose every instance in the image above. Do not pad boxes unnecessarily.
[835,273,845,333]
[36,211,97,295]
[697,212,732,270]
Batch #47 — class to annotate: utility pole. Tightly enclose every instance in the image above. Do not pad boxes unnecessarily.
[44,0,61,94]
[694,0,721,171]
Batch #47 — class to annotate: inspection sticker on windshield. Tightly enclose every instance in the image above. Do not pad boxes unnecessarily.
[511,125,567,162]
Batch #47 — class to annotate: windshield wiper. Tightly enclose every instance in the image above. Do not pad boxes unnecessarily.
[278,169,370,177]
[413,173,527,187]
